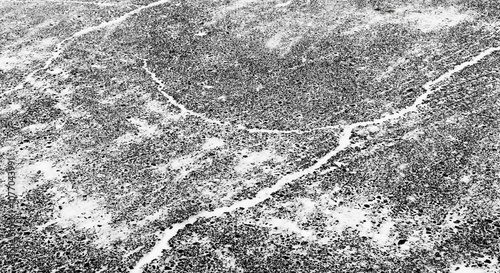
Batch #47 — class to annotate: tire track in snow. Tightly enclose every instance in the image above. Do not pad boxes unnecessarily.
[130,45,500,272]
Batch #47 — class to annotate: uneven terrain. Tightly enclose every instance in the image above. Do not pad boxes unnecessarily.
[1,0,500,272]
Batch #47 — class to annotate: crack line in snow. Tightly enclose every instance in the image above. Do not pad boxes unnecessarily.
[1,0,174,97]
[130,45,500,272]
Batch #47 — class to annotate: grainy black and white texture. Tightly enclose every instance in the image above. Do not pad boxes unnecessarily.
[1,0,500,272]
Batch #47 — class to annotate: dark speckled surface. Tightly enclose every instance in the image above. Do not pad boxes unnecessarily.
[1,0,500,272]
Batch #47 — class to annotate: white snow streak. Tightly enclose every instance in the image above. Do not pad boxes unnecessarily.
[130,45,500,273]
[3,1,498,267]
[141,59,224,125]
[142,59,341,134]
[2,0,174,96]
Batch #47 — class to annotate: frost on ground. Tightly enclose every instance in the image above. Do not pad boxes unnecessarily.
[2,0,500,272]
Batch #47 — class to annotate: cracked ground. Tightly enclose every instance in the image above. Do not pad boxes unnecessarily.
[1,0,500,272]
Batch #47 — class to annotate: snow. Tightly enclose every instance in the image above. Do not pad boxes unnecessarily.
[202,137,225,150]
[234,149,283,173]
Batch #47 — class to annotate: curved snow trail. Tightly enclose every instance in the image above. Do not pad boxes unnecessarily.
[142,59,316,132]
[142,58,342,134]
[1,0,174,97]
[130,45,500,273]
[141,59,224,125]
[142,59,332,133]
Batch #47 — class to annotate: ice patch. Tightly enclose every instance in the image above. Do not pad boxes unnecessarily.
[171,155,197,170]
[298,197,316,216]
[235,149,283,173]
[217,95,227,102]
[0,146,13,154]
[202,137,225,150]
[460,175,472,183]
[13,161,62,194]
[39,195,130,247]
[217,0,260,14]
[404,6,472,33]
[325,206,371,234]
[372,220,395,246]
[266,32,285,49]
[452,265,490,273]
[128,118,159,137]
[114,118,160,145]
[268,217,316,239]
[145,100,181,121]
[21,123,48,131]
[0,56,18,71]
[0,103,22,115]
[402,128,425,140]
[275,0,292,8]
[347,5,473,34]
